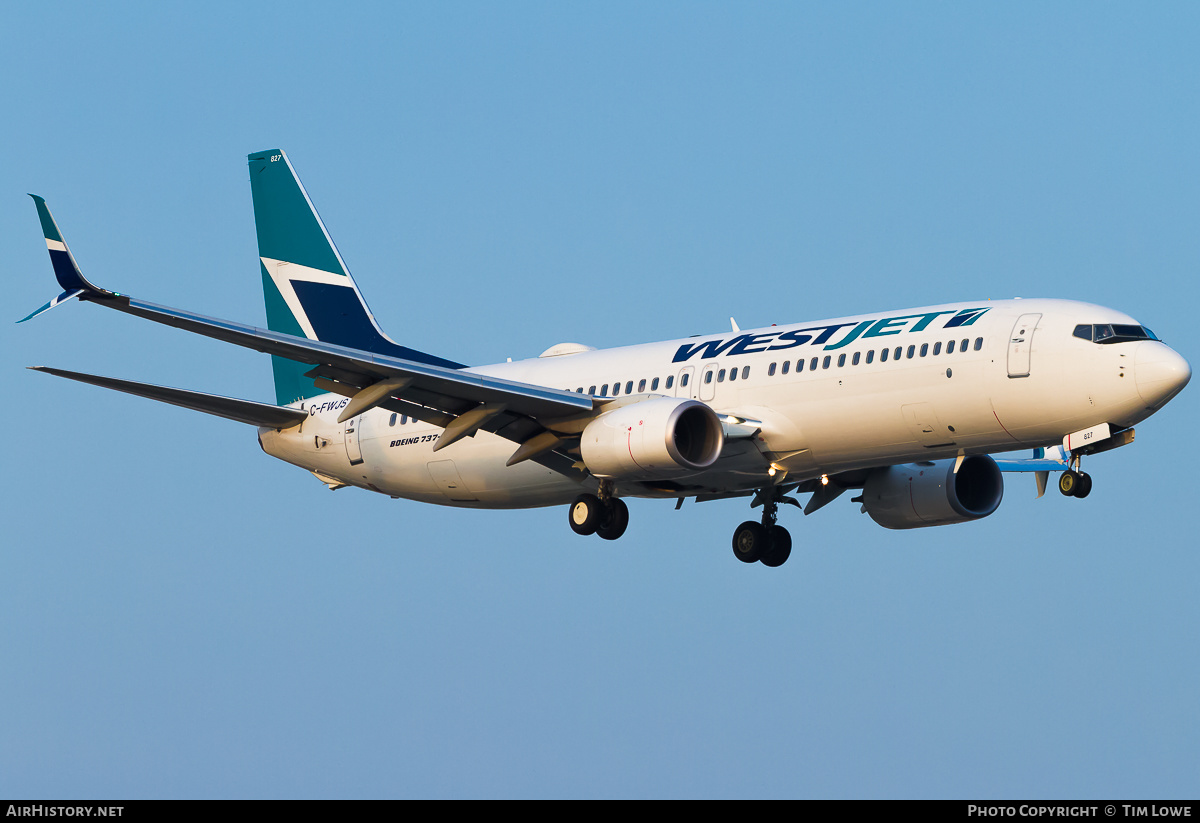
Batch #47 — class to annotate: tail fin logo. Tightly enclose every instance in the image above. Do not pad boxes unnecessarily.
[261,257,352,342]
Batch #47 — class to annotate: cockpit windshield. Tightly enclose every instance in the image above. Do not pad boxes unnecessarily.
[1073,324,1159,344]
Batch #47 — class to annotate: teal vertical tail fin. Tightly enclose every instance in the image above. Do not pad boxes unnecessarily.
[247,149,463,405]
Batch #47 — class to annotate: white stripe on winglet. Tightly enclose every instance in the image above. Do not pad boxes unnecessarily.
[46,239,67,252]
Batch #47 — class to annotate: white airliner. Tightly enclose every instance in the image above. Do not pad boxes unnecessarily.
[22,149,1192,567]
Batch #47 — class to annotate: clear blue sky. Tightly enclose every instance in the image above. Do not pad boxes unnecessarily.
[2,2,1198,799]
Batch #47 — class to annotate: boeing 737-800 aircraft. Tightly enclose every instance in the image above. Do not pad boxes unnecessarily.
[22,149,1192,567]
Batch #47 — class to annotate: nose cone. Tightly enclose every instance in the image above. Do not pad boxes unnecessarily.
[1136,342,1192,409]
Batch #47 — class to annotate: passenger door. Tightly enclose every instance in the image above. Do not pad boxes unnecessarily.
[1007,313,1042,378]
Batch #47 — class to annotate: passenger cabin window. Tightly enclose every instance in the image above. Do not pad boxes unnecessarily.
[600,384,608,397]
[626,381,634,394]
[837,354,846,367]
[947,340,955,354]
[881,347,889,362]
[666,375,675,389]
[822,356,831,369]
[920,343,928,357]
[704,371,713,384]
[718,369,726,382]
[907,345,915,359]
[389,413,397,426]
[810,357,818,371]
[933,342,941,356]
[588,385,597,395]
[638,379,646,392]
[741,366,750,379]
[680,373,688,387]
[782,361,790,374]
[852,352,860,365]
[866,350,875,364]
[974,337,983,351]
[960,338,968,351]
[612,382,621,396]
[728,368,737,382]
[651,377,659,391]
[768,363,777,376]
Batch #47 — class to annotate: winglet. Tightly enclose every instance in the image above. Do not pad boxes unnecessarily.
[21,196,114,323]
[28,194,112,296]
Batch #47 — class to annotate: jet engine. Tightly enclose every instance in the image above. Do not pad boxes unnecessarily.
[580,397,724,480]
[862,455,1004,529]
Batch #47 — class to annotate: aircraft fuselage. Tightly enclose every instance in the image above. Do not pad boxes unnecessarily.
[258,297,1188,508]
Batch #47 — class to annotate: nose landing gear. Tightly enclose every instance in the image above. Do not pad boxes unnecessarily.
[1058,456,1093,499]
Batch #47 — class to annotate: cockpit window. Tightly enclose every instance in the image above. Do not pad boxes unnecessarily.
[1074,324,1159,344]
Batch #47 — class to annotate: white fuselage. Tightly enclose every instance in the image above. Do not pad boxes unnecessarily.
[258,298,1188,507]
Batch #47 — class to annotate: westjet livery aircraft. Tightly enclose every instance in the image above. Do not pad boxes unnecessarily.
[22,150,1192,567]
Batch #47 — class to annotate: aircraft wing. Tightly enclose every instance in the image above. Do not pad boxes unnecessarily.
[90,292,594,420]
[25,195,595,469]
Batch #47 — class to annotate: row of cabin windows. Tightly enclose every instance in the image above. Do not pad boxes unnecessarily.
[766,336,984,375]
[569,336,985,395]
[386,337,993,408]
[373,336,992,428]
[706,365,751,385]
[576,374,680,398]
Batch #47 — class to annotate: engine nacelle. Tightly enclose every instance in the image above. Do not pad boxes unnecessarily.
[862,455,1004,529]
[580,397,725,480]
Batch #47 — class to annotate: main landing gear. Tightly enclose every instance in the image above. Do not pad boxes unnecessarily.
[565,481,798,568]
[1058,456,1093,499]
[732,486,798,567]
[568,485,629,541]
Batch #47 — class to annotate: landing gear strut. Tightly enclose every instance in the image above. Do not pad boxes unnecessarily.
[732,486,797,567]
[1058,455,1093,499]
[568,481,629,540]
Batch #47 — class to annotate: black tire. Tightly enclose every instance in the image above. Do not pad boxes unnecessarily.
[1058,471,1078,497]
[1073,472,1093,499]
[569,493,602,535]
[596,498,630,541]
[760,525,792,567]
[732,521,768,563]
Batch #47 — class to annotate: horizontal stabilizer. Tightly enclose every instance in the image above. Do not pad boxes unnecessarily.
[992,458,1070,472]
[29,367,308,428]
[993,445,1069,473]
